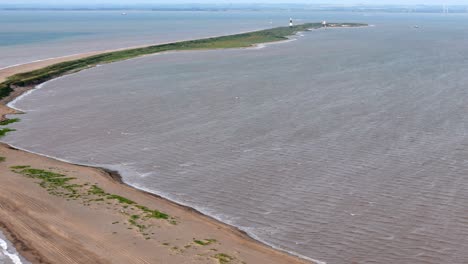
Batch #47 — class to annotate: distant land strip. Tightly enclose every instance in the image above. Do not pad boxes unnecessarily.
[0,22,366,101]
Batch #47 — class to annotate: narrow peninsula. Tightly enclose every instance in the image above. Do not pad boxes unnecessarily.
[0,23,365,101]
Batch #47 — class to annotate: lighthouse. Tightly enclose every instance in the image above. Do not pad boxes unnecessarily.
[289,18,293,27]
[322,20,327,28]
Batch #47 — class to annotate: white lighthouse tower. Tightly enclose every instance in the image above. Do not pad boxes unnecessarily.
[322,20,327,27]
[289,18,293,27]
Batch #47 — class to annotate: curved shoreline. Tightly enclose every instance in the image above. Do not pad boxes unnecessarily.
[0,141,318,264]
[3,141,326,264]
[0,23,367,264]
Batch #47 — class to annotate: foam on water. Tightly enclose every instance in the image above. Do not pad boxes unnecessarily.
[7,81,51,111]
[0,231,27,264]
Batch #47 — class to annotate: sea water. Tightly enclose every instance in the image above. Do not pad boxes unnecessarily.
[5,11,468,264]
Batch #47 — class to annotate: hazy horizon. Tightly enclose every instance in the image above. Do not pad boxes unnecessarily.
[3,0,468,7]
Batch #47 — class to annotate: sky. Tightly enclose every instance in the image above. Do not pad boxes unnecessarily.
[4,0,468,6]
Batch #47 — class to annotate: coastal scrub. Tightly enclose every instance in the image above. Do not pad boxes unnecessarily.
[10,166,175,237]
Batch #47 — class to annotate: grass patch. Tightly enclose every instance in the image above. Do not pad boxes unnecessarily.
[0,128,15,137]
[194,238,217,246]
[0,118,20,126]
[128,218,146,231]
[214,253,235,264]
[107,194,135,204]
[0,23,366,101]
[130,214,140,220]
[11,167,76,191]
[0,157,5,162]
[88,185,106,196]
[10,166,176,235]
[135,205,169,219]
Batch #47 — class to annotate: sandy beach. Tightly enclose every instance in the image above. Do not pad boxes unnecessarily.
[0,49,314,263]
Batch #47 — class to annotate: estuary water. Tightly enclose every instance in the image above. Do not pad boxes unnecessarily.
[5,11,468,264]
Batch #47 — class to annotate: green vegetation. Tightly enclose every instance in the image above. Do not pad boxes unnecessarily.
[214,253,235,264]
[0,118,20,126]
[0,128,15,137]
[0,23,365,101]
[11,167,77,194]
[10,166,172,236]
[0,119,19,138]
[88,185,106,195]
[128,218,147,232]
[130,214,140,220]
[107,194,135,204]
[135,204,169,220]
[194,238,217,246]
[0,156,5,162]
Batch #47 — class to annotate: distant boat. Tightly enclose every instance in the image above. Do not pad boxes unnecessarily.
[414,25,419,28]
[121,12,127,16]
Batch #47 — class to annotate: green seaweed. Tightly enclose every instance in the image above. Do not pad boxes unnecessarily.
[0,128,15,137]
[0,118,20,126]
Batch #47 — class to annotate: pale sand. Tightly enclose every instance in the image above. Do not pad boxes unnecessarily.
[0,52,101,83]
[0,53,314,263]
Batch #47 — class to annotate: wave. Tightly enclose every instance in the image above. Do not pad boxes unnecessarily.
[7,76,65,112]
[0,234,24,264]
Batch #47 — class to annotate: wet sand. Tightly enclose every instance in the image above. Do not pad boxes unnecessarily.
[0,52,313,264]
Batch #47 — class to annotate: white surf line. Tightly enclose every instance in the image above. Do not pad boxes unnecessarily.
[0,236,24,264]
[7,76,65,112]
[251,38,298,50]
[3,140,327,264]
[128,182,328,264]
